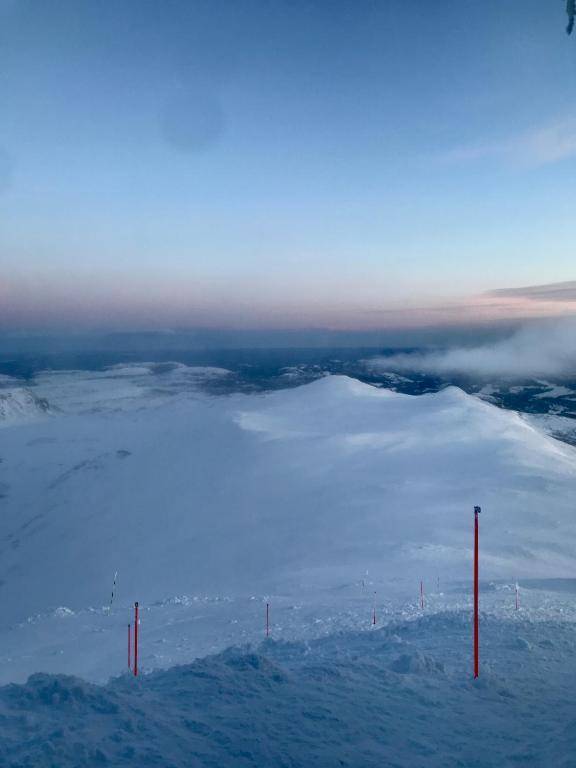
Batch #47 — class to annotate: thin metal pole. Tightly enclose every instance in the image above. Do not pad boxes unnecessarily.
[134,602,139,677]
[474,506,480,679]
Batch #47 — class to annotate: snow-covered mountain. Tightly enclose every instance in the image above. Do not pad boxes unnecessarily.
[0,370,576,686]
[0,387,51,426]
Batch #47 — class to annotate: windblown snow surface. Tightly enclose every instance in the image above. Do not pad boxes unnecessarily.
[1,365,576,766]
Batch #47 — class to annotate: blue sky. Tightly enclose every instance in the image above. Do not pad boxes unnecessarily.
[1,0,576,331]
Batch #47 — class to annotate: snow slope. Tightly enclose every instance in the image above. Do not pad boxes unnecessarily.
[0,373,576,686]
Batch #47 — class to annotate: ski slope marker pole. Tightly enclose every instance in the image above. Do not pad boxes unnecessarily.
[266,602,270,638]
[109,571,118,612]
[515,582,519,611]
[134,602,139,677]
[420,580,424,610]
[474,506,480,679]
[372,591,376,626]
[128,623,131,669]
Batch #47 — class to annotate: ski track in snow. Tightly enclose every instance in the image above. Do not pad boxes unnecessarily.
[2,367,576,764]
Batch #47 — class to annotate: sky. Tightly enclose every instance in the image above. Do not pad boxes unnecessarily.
[1,0,576,334]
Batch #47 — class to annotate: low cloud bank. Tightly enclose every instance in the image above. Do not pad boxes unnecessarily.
[487,282,576,303]
[368,318,576,379]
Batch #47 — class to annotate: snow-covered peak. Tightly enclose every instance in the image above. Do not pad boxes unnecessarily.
[0,388,51,426]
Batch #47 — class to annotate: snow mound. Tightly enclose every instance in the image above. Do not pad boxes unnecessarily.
[389,651,445,675]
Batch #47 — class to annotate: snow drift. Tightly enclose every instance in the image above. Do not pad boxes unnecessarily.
[1,612,575,767]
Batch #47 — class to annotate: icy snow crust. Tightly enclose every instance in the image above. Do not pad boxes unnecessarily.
[2,370,576,763]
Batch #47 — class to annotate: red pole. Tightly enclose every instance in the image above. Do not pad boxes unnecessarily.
[266,602,269,638]
[372,591,376,626]
[474,506,480,679]
[134,602,139,677]
[128,623,131,670]
[420,580,424,610]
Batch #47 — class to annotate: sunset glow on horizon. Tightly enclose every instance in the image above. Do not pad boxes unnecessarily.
[1,1,575,334]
